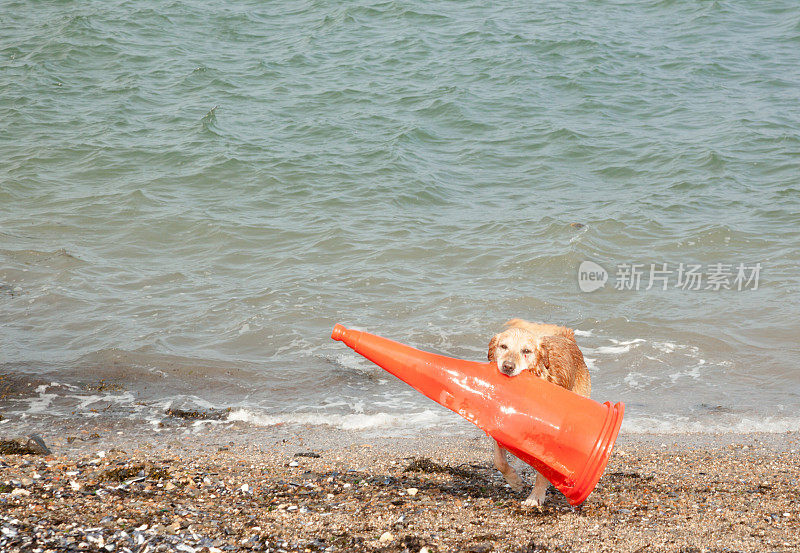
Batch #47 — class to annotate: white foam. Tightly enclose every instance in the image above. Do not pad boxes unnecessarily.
[610,338,646,346]
[668,360,705,383]
[651,341,700,358]
[623,415,800,434]
[594,344,634,355]
[627,370,664,389]
[25,385,57,414]
[334,353,370,372]
[227,408,444,430]
[593,338,646,355]
[652,341,677,353]
[73,391,136,410]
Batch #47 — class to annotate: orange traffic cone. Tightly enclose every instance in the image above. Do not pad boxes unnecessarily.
[331,323,624,506]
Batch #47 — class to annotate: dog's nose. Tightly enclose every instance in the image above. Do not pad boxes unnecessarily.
[501,361,515,375]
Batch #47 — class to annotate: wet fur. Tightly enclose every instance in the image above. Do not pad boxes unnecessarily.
[487,319,591,506]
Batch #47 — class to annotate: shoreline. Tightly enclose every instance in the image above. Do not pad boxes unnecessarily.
[1,421,799,552]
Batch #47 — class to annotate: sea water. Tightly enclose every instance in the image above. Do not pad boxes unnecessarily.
[2,0,799,437]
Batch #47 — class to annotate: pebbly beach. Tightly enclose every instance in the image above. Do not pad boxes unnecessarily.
[1,419,798,553]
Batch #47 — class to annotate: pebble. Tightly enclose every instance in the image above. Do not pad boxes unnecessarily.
[0,435,52,455]
[379,531,394,543]
[406,487,418,496]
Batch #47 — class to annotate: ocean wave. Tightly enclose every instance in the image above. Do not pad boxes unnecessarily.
[592,339,646,355]
[623,415,800,435]
[227,408,445,431]
[226,407,800,437]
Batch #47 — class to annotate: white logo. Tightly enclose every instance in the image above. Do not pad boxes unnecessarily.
[578,261,608,293]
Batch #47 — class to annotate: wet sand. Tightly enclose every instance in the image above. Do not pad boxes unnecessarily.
[1,422,798,552]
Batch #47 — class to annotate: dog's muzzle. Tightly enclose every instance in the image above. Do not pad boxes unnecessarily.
[500,360,516,376]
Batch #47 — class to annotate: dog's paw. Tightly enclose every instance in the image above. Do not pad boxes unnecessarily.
[521,491,547,508]
[497,465,525,492]
[508,482,525,493]
[502,473,525,493]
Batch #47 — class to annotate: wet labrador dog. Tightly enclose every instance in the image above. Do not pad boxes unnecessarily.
[487,318,591,506]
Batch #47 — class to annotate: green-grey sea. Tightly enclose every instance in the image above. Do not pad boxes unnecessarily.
[1,0,799,436]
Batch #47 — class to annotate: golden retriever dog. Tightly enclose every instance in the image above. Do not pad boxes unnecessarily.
[487,318,590,506]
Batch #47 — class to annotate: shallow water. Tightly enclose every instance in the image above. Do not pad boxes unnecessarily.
[2,0,799,437]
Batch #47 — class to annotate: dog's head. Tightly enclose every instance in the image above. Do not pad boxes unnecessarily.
[488,327,547,377]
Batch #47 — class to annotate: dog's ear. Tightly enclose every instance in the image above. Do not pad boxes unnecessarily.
[533,338,550,372]
[487,334,499,362]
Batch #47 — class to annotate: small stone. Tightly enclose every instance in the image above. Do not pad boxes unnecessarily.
[406,488,418,496]
[70,480,82,491]
[379,532,394,543]
[293,452,321,458]
[288,461,299,467]
[0,434,52,455]
[10,488,31,497]
[165,482,177,491]
[240,483,250,493]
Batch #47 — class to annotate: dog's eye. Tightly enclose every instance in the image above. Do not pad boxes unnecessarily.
[522,349,532,355]
[499,344,508,350]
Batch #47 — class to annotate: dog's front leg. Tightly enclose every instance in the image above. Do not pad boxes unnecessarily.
[492,439,524,492]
